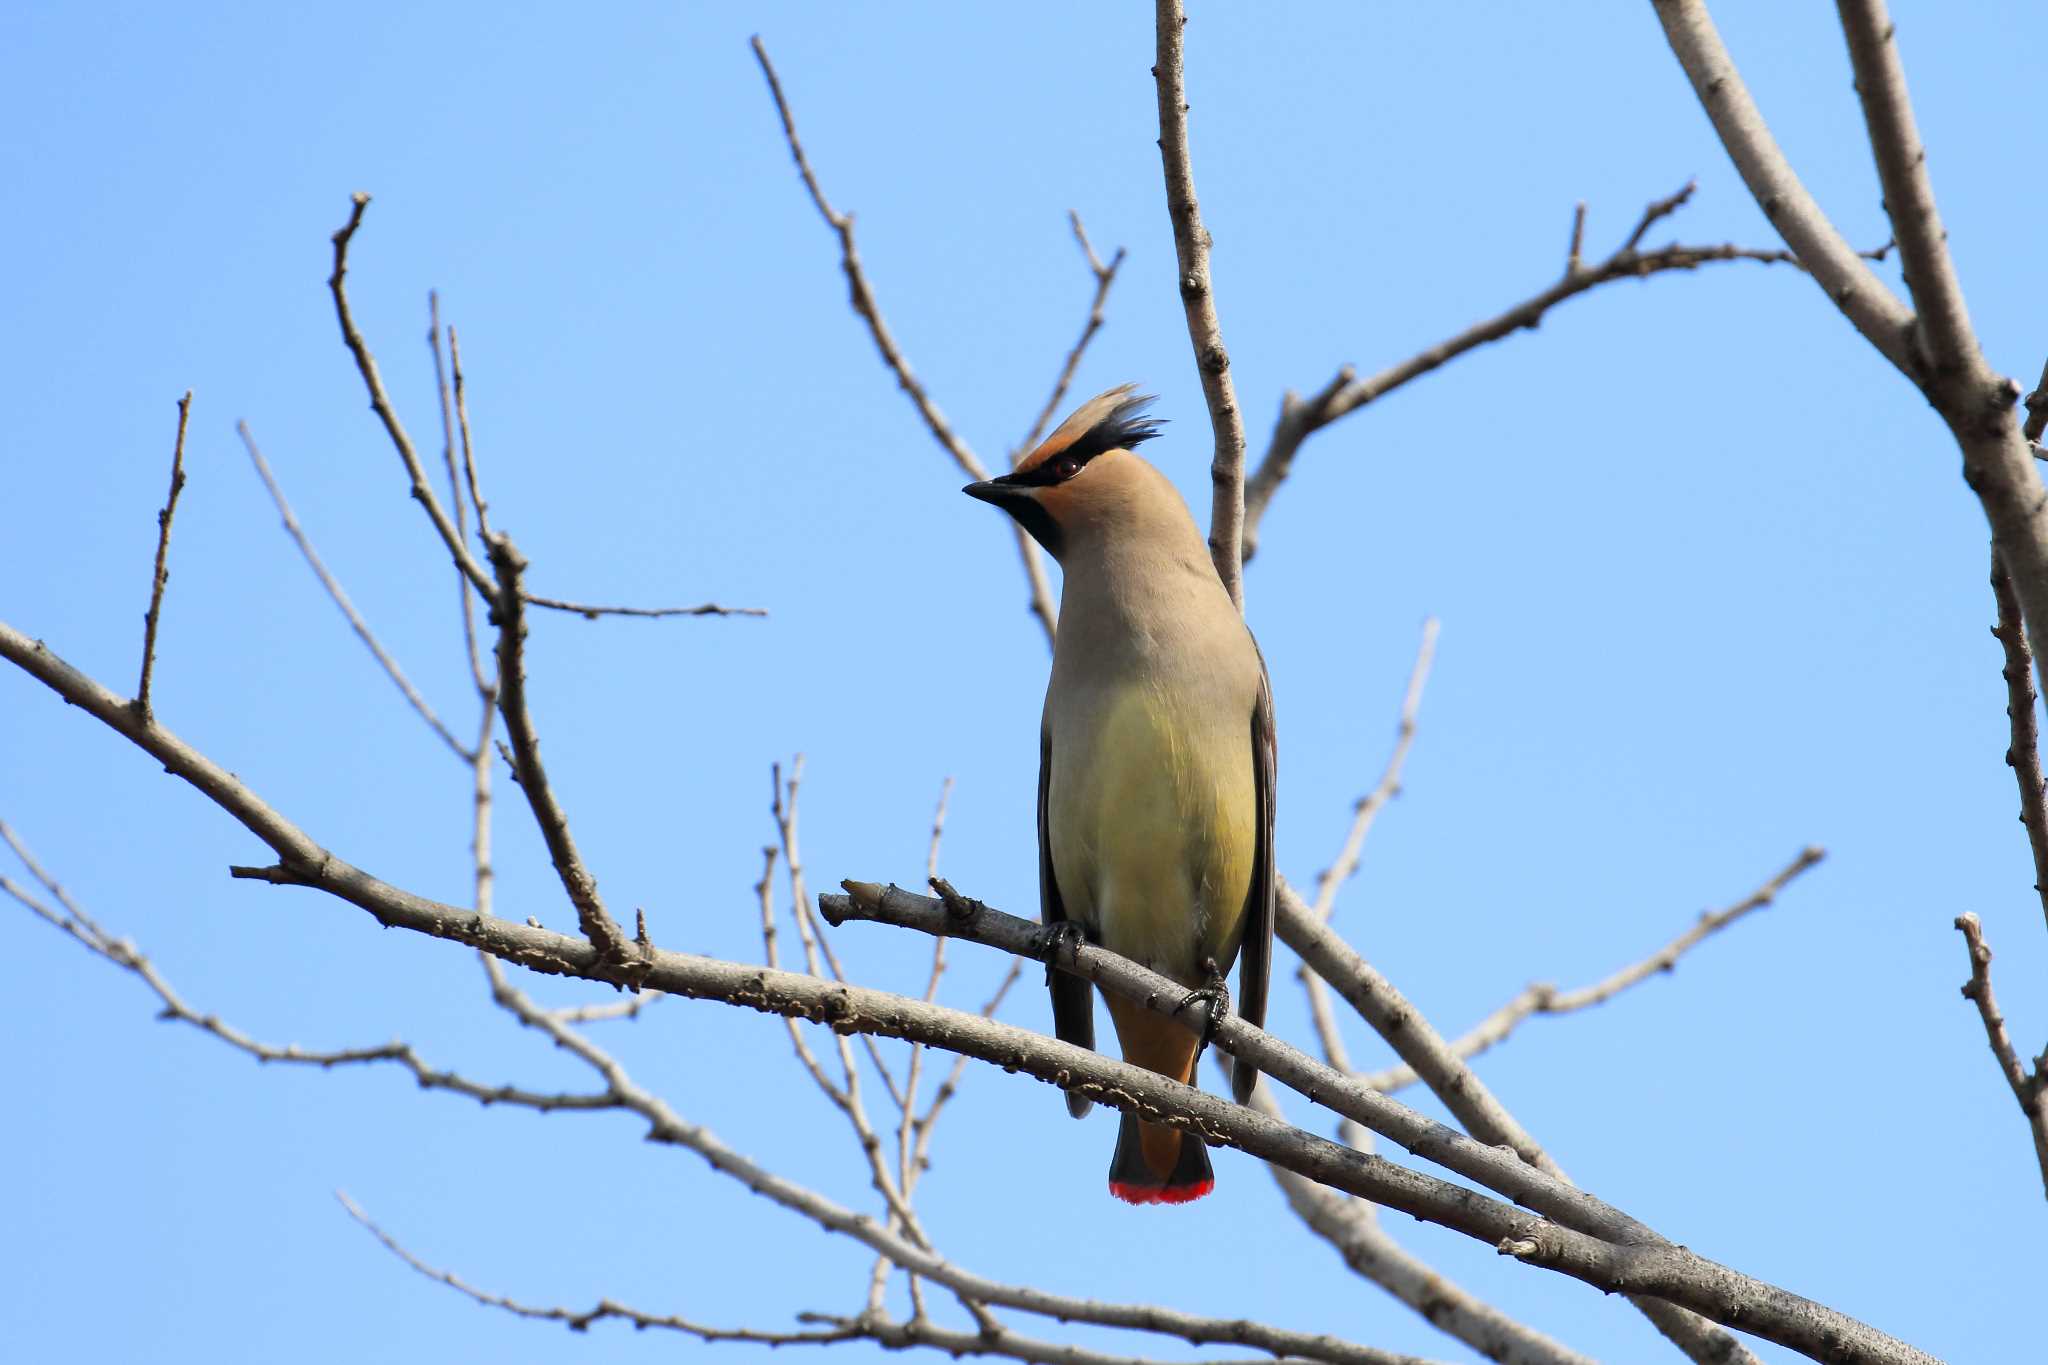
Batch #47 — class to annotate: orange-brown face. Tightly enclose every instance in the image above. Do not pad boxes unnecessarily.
[962,386,1162,558]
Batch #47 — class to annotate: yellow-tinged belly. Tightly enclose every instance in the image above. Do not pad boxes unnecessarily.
[1049,683,1255,984]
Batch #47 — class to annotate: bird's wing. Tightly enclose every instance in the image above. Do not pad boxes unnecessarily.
[1041,722,1096,1118]
[1233,642,1277,1104]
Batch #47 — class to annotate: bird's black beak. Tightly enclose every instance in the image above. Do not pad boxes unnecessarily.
[963,478,1028,508]
[963,477,1061,556]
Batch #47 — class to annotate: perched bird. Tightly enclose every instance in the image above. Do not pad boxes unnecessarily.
[964,386,1275,1205]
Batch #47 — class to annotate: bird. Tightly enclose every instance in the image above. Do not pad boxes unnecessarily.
[964,385,1275,1205]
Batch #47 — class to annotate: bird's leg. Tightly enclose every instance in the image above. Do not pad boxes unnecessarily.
[1175,956,1231,1062]
[1034,919,1086,988]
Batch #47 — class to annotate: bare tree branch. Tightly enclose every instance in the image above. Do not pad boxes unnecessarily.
[329,193,497,597]
[0,832,608,1113]
[484,534,633,963]
[238,421,469,760]
[833,880,1931,1365]
[1012,214,1127,464]
[1952,913,2048,1198]
[1153,0,1249,609]
[1355,847,1826,1094]
[1988,558,2048,938]
[1244,1076,1597,1365]
[1274,882,1762,1365]
[1649,3,1914,373]
[1311,618,1440,924]
[134,389,191,722]
[750,35,1059,648]
[1240,185,1885,562]
[340,1191,1407,1365]
[518,592,765,621]
[1656,1,2048,717]
[0,604,1941,1362]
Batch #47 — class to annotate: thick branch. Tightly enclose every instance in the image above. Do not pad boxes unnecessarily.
[0,617,1936,1362]
[135,390,193,721]
[1953,913,2048,1198]
[1246,1079,1596,1365]
[827,881,1932,1365]
[1650,2,1913,373]
[1153,0,1249,609]
[1276,882,1756,1365]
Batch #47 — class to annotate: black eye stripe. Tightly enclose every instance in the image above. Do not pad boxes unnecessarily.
[998,397,1165,488]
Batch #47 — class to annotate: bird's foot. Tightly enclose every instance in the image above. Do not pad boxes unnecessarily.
[1176,957,1231,1046]
[1034,920,1086,987]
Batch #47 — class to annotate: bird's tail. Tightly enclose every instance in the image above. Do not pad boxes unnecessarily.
[1107,1110,1214,1205]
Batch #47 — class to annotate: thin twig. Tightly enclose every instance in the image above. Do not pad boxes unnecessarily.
[1011,214,1127,464]
[1311,619,1439,922]
[1952,913,2048,1198]
[1241,185,1888,561]
[1989,558,2048,937]
[328,194,496,596]
[751,35,1057,648]
[238,422,468,760]
[449,326,491,544]
[0,839,605,1113]
[1356,847,1826,1093]
[520,592,765,621]
[340,1192,1367,1365]
[134,390,192,721]
[1153,0,1249,609]
[429,293,489,696]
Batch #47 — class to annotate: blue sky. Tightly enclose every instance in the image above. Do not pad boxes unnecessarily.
[3,3,2041,1362]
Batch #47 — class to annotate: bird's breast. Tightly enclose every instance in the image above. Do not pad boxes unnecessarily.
[1047,676,1256,985]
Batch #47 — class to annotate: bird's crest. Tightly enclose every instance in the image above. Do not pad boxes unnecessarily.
[1015,385,1163,475]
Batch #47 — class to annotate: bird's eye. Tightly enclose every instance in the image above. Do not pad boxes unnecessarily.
[1053,455,1082,480]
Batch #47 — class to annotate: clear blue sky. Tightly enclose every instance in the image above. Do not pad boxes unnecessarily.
[3,3,2039,1362]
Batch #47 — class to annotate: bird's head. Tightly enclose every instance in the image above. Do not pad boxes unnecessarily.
[962,385,1167,561]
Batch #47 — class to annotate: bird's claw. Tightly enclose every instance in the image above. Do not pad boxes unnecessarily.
[1036,920,1085,987]
[1176,956,1231,1047]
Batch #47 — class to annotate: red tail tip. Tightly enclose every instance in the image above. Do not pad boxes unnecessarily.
[1109,1178,1215,1206]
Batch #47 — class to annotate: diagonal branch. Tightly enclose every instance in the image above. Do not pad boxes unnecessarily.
[1241,185,1885,562]
[1,835,608,1113]
[484,534,633,963]
[1355,847,1826,1093]
[1274,882,1760,1365]
[832,881,1930,1365]
[750,35,1058,648]
[134,390,192,722]
[1153,0,1249,609]
[1952,913,2048,1198]
[1649,2,1914,374]
[1245,1076,1597,1365]
[1988,559,2048,937]
[1012,214,1127,465]
[0,616,1937,1364]
[239,422,469,760]
[329,194,497,597]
